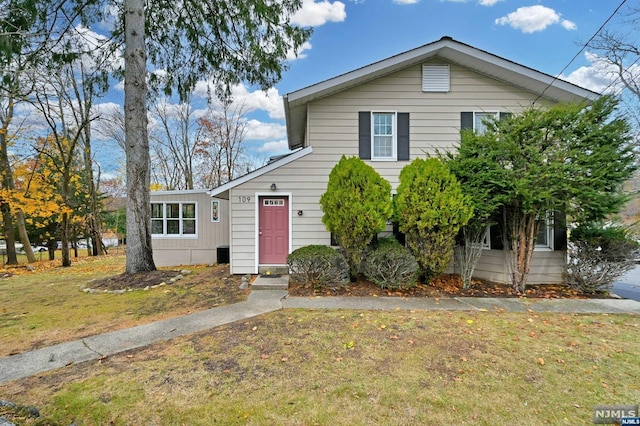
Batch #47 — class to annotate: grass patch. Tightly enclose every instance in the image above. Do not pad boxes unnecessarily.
[0,253,249,357]
[2,309,639,424]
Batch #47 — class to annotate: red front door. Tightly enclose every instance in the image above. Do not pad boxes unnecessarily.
[259,196,289,264]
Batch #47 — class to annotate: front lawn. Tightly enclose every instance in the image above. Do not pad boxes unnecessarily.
[0,253,249,357]
[2,309,639,425]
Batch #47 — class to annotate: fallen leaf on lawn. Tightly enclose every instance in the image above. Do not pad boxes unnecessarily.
[529,331,536,337]
[252,326,257,331]
[260,354,270,359]
[335,357,342,362]
[281,357,288,362]
[536,357,545,366]
[390,335,399,340]
[466,319,474,325]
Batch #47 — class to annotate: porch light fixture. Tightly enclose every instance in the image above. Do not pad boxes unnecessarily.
[270,183,277,191]
[297,210,303,216]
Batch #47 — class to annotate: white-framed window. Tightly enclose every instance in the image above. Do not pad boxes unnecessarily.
[481,227,491,249]
[535,212,553,249]
[473,111,498,135]
[151,202,197,237]
[372,112,396,160]
[211,200,220,222]
[468,227,492,250]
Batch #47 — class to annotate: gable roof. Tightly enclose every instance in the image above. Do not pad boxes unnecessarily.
[283,36,599,150]
[207,146,313,198]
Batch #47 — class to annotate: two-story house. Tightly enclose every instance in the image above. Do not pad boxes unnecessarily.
[150,36,597,284]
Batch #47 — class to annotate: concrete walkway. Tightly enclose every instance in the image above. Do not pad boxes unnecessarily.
[2,275,640,384]
[0,290,287,384]
[283,294,640,314]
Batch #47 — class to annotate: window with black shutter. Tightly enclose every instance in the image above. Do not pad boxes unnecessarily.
[359,111,409,161]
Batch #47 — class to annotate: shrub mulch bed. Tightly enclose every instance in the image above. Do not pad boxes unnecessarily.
[288,273,611,299]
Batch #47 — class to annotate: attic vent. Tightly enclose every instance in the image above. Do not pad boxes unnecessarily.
[422,64,450,92]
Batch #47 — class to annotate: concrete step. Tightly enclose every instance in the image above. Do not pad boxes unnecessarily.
[252,274,289,290]
[258,266,290,275]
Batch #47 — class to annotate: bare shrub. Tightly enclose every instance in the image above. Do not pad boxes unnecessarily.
[566,224,639,294]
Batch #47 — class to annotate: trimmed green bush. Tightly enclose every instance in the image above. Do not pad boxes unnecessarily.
[320,156,392,280]
[566,223,639,294]
[363,237,419,290]
[287,245,349,289]
[395,158,473,283]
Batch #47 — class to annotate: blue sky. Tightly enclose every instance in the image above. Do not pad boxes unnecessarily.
[226,0,630,162]
[14,0,630,176]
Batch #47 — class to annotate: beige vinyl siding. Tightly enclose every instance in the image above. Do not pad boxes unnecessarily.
[468,249,566,285]
[229,59,560,283]
[306,61,553,188]
[150,191,229,266]
[229,153,331,274]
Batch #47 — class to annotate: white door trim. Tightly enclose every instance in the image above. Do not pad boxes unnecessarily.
[254,192,292,273]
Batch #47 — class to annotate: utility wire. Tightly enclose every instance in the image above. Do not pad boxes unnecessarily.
[534,0,628,104]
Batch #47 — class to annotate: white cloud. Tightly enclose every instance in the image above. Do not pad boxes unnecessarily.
[393,0,419,4]
[561,19,577,31]
[479,0,501,5]
[561,52,631,94]
[245,119,287,141]
[291,0,347,27]
[257,140,289,153]
[287,41,313,61]
[230,85,286,119]
[495,5,573,33]
[52,25,123,74]
[192,83,286,120]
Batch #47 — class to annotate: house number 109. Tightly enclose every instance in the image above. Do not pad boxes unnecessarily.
[238,196,252,203]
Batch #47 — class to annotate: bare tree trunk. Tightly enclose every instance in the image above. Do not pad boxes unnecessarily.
[454,226,486,289]
[16,212,35,261]
[1,83,34,263]
[83,125,104,256]
[73,68,104,257]
[60,211,70,267]
[124,0,156,273]
[505,208,539,294]
[0,204,18,264]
